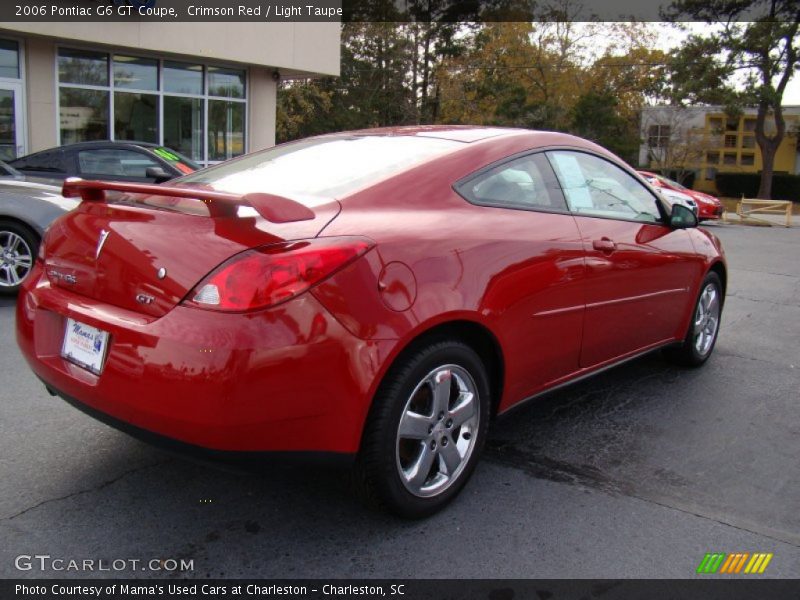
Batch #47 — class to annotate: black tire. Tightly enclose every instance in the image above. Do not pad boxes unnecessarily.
[0,220,39,296]
[353,339,491,518]
[663,271,723,367]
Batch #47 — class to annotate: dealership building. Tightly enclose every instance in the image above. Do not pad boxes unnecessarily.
[0,23,340,164]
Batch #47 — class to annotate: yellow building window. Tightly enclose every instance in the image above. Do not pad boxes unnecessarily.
[740,153,755,166]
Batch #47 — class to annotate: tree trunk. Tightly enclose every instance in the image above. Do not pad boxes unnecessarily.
[757,141,777,199]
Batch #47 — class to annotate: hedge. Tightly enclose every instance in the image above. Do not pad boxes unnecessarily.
[715,172,800,201]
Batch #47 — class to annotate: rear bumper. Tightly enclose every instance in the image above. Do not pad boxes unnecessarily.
[16,264,393,454]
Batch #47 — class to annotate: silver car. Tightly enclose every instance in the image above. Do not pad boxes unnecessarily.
[0,161,78,294]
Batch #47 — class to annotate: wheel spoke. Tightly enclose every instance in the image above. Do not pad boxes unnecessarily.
[449,391,475,428]
[439,441,461,476]
[7,267,20,285]
[398,410,431,440]
[430,369,452,415]
[405,445,436,489]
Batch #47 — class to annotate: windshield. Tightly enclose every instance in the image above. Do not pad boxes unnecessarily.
[657,174,687,191]
[178,135,462,204]
[151,146,199,174]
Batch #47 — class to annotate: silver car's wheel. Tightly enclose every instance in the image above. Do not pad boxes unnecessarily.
[354,339,490,518]
[0,222,37,295]
[396,364,480,498]
[693,283,720,357]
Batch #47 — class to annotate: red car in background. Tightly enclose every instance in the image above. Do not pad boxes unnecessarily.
[17,127,726,517]
[638,170,724,221]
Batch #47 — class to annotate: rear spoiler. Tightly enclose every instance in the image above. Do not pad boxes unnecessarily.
[61,177,315,223]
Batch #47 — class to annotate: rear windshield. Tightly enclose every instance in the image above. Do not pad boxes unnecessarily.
[177,135,462,204]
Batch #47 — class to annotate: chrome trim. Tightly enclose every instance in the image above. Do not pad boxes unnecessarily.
[95,229,110,260]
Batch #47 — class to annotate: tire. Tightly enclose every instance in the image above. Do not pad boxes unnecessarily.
[0,220,39,296]
[663,271,723,367]
[353,339,491,518]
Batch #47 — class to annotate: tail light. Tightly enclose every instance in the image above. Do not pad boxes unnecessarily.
[183,236,374,312]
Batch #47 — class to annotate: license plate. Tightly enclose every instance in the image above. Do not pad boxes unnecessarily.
[61,318,110,375]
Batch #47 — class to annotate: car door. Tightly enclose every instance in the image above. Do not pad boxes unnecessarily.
[546,150,700,368]
[77,147,165,183]
[455,152,586,402]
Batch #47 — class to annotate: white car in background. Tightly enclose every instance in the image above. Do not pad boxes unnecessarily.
[657,187,698,216]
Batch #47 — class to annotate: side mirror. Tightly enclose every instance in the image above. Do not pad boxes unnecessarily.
[670,203,698,229]
[145,166,172,183]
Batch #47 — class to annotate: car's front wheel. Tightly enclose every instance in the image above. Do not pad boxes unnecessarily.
[0,220,38,296]
[354,339,490,518]
[664,271,723,366]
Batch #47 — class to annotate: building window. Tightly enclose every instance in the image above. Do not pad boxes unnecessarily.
[740,153,755,166]
[705,167,717,181]
[0,39,20,79]
[725,118,738,131]
[741,135,755,149]
[743,119,756,132]
[723,152,737,165]
[724,134,738,148]
[706,151,720,164]
[57,47,247,164]
[708,117,723,132]
[647,125,671,148]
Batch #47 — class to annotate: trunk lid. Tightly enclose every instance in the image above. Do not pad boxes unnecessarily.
[43,195,340,317]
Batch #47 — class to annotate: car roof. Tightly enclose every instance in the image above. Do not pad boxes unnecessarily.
[332,125,530,143]
[58,141,160,150]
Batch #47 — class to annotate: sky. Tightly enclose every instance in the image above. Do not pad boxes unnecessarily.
[652,22,800,105]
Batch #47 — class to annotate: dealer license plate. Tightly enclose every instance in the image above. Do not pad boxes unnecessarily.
[61,318,110,375]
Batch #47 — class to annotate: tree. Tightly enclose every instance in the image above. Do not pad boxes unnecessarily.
[664,1,800,198]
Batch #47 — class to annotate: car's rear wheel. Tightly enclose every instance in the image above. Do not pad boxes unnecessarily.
[0,220,38,296]
[664,271,723,367]
[354,339,490,518]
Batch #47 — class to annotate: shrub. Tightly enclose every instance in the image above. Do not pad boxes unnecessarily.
[715,172,800,201]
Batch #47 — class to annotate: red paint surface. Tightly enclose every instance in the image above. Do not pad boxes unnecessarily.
[17,127,725,453]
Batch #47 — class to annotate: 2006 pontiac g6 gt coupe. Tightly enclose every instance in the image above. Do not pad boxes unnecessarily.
[17,126,726,517]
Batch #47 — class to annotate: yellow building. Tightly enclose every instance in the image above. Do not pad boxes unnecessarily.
[640,106,800,194]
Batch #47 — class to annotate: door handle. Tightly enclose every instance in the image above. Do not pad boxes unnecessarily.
[592,237,617,253]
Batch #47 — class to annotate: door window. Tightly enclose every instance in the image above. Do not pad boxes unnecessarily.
[78,148,161,178]
[456,154,566,212]
[547,151,662,223]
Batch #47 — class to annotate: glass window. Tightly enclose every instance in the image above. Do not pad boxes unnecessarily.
[742,135,755,149]
[164,96,203,162]
[78,148,160,178]
[547,151,661,223]
[740,153,755,166]
[59,88,108,144]
[208,67,245,98]
[164,61,203,95]
[724,134,738,148]
[208,100,245,161]
[457,154,565,211]
[114,92,158,143]
[58,48,108,86]
[0,40,20,79]
[181,135,461,201]
[708,117,723,132]
[705,167,717,181]
[647,125,670,149]
[723,152,736,165]
[114,56,158,91]
[705,151,720,164]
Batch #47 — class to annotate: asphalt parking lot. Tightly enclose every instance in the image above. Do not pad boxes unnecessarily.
[1,222,798,579]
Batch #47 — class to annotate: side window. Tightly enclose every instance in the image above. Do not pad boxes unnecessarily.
[12,150,66,174]
[456,154,567,212]
[547,151,662,223]
[78,148,161,178]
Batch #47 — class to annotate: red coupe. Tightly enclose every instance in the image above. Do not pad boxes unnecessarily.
[637,170,725,221]
[16,127,726,517]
